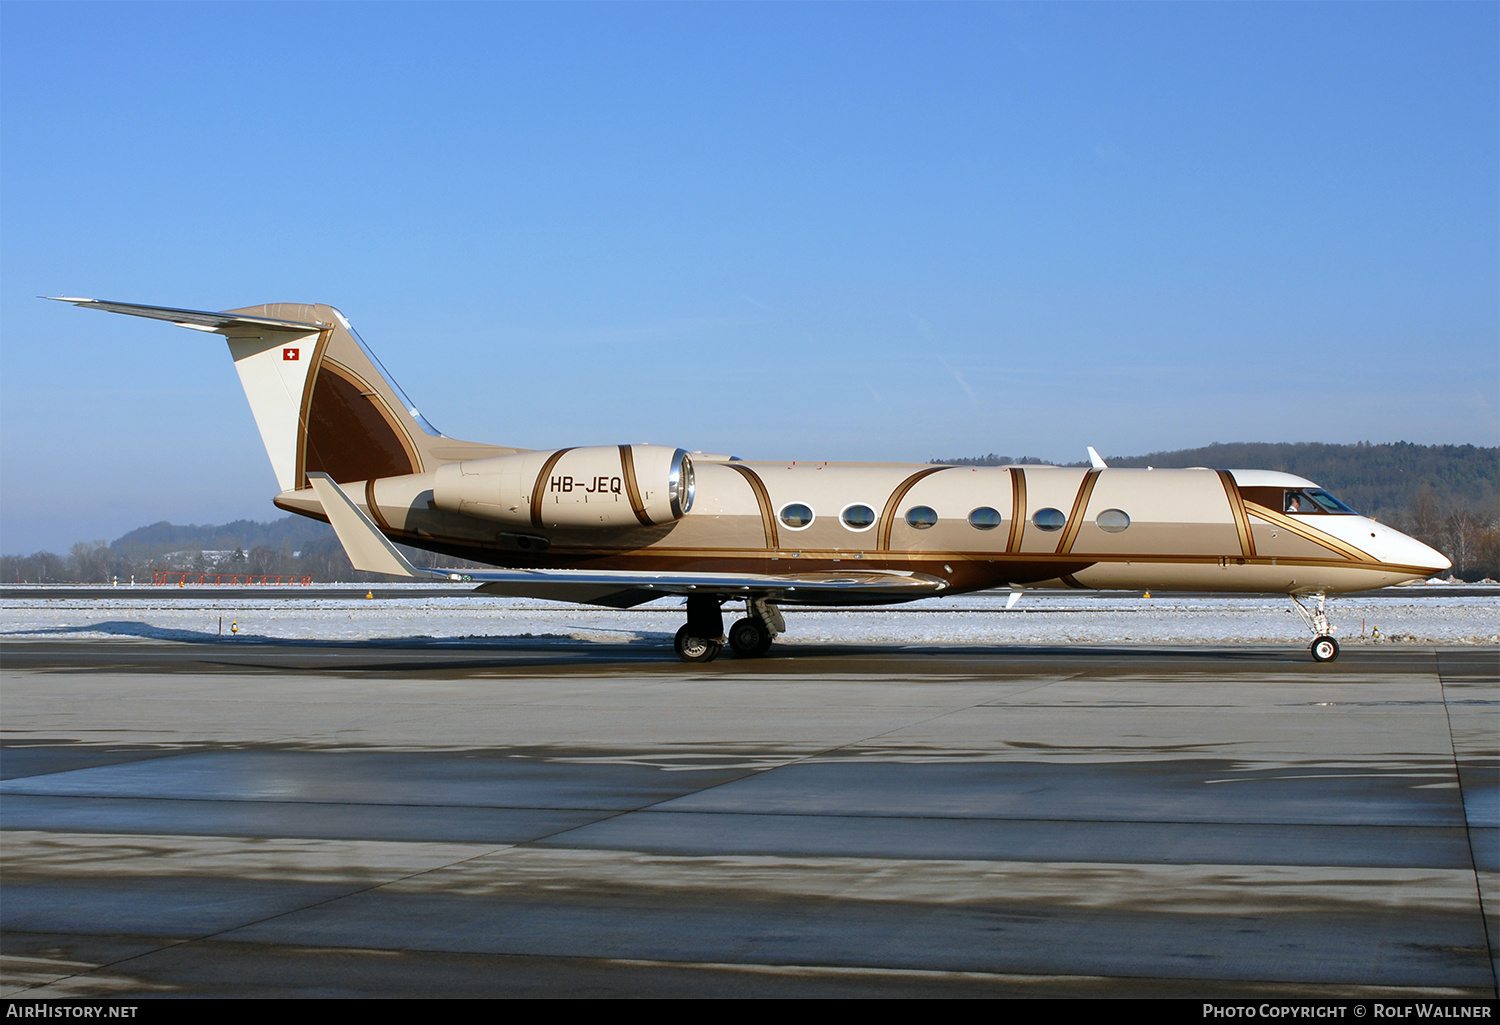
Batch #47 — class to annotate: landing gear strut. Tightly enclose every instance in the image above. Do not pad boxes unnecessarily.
[728,598,783,658]
[1290,592,1340,663]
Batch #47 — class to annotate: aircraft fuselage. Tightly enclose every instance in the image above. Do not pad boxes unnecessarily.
[274,459,1443,602]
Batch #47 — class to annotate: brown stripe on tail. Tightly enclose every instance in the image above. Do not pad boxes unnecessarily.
[301,358,422,486]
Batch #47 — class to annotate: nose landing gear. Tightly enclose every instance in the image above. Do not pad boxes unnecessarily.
[1290,592,1340,662]
[1310,635,1340,663]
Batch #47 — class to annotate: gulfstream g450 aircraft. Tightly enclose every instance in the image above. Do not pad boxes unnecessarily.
[52,298,1451,663]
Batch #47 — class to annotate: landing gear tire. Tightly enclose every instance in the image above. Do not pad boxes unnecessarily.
[728,618,773,658]
[1310,636,1340,663]
[675,625,721,663]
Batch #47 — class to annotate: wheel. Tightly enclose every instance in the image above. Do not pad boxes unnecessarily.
[1310,636,1340,662]
[728,618,773,657]
[674,624,721,663]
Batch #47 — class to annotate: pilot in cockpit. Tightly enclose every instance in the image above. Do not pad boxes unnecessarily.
[1283,488,1358,515]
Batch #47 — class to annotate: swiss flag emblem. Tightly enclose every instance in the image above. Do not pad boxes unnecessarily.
[282,348,299,361]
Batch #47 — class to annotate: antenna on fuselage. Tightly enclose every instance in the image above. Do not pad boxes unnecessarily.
[1086,446,1108,470]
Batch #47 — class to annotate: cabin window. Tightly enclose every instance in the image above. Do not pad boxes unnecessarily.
[840,504,876,531]
[1032,507,1066,532]
[779,503,814,529]
[904,506,938,529]
[967,507,1002,530]
[1096,508,1130,533]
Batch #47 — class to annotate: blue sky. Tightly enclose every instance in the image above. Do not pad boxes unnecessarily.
[2,2,1496,553]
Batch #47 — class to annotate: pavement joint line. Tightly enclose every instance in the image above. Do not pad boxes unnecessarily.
[1434,649,1499,997]
[7,935,1490,999]
[569,956,1495,995]
[3,838,529,998]
[487,658,1110,853]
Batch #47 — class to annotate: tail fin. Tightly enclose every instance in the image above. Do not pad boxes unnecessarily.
[49,298,517,491]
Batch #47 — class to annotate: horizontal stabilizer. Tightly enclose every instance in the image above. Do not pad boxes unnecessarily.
[45,297,326,335]
[307,473,422,578]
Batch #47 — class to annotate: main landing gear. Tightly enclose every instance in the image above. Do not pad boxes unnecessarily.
[730,598,783,658]
[1290,592,1340,663]
[673,596,784,663]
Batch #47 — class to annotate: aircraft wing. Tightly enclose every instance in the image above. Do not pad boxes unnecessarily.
[307,473,947,608]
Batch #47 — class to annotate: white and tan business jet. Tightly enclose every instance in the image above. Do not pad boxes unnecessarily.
[52,298,1451,663]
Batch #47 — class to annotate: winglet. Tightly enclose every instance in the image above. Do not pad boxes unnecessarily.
[307,473,428,579]
[1086,446,1107,470]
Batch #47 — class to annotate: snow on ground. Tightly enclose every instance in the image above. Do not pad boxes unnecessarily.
[2,584,1495,648]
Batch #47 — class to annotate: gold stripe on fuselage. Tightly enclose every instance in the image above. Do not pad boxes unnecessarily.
[530,448,575,528]
[726,462,779,549]
[878,466,948,551]
[364,478,391,532]
[1241,502,1375,563]
[1007,469,1026,553]
[1057,469,1102,555]
[618,445,654,526]
[1217,470,1256,559]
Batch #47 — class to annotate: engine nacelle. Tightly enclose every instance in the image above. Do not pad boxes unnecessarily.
[432,445,694,529]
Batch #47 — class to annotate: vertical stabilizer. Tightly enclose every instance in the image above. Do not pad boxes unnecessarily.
[50,298,521,492]
[225,302,439,488]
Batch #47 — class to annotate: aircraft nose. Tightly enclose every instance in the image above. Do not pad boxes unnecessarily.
[1365,521,1451,574]
[1417,541,1453,574]
[1392,531,1451,574]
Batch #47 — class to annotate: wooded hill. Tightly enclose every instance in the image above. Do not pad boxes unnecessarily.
[110,517,337,562]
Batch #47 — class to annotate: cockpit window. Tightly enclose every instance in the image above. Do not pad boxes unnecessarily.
[1305,489,1357,514]
[1284,489,1357,515]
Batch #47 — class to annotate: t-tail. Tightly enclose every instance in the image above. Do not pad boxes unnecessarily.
[46,298,518,495]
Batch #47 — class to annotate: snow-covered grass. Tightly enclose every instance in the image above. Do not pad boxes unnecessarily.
[2,588,1494,647]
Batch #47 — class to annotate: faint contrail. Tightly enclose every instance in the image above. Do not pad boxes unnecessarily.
[936,355,978,406]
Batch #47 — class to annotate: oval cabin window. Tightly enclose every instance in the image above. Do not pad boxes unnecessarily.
[904,506,938,529]
[967,507,1002,530]
[1032,508,1066,532]
[1096,509,1130,533]
[840,504,876,531]
[779,503,814,529]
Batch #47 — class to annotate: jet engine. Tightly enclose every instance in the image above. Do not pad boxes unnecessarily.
[433,445,694,529]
